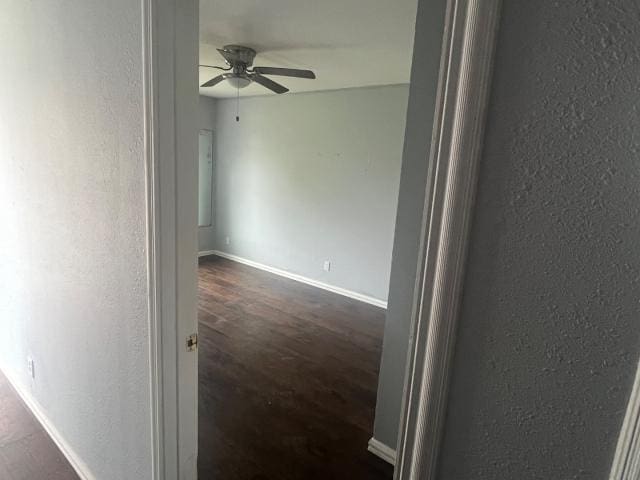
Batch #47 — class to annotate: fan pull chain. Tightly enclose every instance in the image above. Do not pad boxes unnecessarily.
[235,84,240,122]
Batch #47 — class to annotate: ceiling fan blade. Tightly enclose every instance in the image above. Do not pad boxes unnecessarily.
[253,67,316,79]
[201,75,225,88]
[250,74,289,94]
[199,64,231,71]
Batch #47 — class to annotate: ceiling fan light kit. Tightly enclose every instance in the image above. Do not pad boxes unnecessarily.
[199,44,316,94]
[225,74,252,89]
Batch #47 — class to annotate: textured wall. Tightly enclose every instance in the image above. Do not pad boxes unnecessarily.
[198,95,217,252]
[438,1,640,478]
[0,1,152,478]
[214,85,409,302]
[372,0,448,448]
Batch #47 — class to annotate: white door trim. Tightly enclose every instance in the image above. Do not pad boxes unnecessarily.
[610,360,640,479]
[394,0,502,478]
[142,0,164,477]
[143,0,199,479]
[143,0,174,477]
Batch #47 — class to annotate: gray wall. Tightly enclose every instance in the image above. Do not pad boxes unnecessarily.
[213,85,409,302]
[372,0,448,447]
[198,95,217,252]
[0,0,152,478]
[437,1,640,478]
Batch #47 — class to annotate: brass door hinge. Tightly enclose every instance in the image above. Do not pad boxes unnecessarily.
[186,333,198,352]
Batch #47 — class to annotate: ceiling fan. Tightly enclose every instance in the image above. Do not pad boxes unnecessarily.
[199,45,316,94]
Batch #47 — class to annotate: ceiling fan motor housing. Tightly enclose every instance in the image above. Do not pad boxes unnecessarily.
[221,45,257,67]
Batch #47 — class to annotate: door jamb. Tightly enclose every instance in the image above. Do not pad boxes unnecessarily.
[144,0,199,479]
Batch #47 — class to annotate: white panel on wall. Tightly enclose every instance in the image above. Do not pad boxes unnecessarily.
[198,95,218,252]
[198,129,214,227]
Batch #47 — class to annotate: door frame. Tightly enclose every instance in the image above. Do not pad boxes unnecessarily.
[610,361,640,479]
[143,0,199,478]
[394,0,502,478]
[144,0,502,478]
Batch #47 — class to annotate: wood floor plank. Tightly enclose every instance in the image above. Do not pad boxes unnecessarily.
[198,255,393,480]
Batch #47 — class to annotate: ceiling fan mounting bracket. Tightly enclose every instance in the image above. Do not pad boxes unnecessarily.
[220,45,257,68]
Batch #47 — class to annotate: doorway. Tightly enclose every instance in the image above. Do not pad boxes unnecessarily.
[146,0,503,478]
[194,2,419,478]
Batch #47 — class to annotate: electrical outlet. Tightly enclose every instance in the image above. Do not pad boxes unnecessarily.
[27,357,35,379]
[225,236,230,245]
[323,260,331,272]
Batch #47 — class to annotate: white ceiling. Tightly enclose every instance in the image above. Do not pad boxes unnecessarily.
[199,0,419,98]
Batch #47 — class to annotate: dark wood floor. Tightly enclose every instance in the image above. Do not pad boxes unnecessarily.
[197,255,393,480]
[0,370,79,480]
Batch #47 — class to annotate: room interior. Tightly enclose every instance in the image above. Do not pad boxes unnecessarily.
[195,0,418,477]
[4,1,639,479]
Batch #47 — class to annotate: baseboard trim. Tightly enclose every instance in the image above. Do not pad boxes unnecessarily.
[199,250,388,309]
[0,366,95,480]
[368,437,397,465]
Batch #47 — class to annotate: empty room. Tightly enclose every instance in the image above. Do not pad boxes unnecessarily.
[195,0,417,477]
[7,1,640,479]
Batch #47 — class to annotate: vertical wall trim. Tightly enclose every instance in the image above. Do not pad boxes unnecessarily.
[142,0,165,478]
[610,359,640,479]
[394,1,502,479]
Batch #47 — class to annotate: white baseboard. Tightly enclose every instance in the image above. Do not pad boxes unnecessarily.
[368,437,397,465]
[0,366,95,480]
[200,250,388,309]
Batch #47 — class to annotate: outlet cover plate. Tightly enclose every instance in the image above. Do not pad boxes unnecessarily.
[27,357,35,379]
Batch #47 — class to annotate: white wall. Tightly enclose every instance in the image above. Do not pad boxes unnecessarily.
[198,95,217,252]
[0,1,152,478]
[213,85,409,302]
